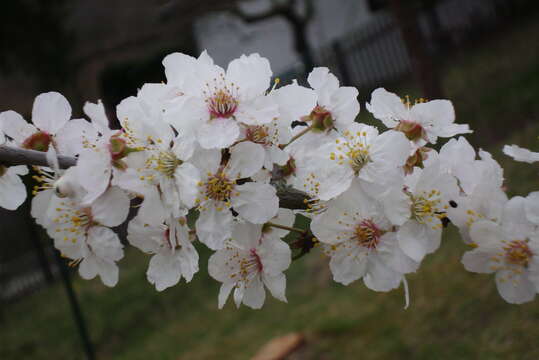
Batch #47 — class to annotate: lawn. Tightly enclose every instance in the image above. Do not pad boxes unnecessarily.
[1,17,539,360]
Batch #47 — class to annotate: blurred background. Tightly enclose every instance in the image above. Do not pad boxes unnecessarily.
[1,0,539,359]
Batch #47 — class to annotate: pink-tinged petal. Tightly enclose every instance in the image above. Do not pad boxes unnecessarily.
[232,183,278,224]
[32,92,71,134]
[197,117,239,149]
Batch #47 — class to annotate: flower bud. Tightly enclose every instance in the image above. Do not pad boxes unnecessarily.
[22,131,52,152]
[306,106,334,132]
[395,120,425,142]
[404,147,431,174]
[54,174,77,198]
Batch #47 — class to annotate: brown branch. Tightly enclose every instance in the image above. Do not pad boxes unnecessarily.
[0,145,309,210]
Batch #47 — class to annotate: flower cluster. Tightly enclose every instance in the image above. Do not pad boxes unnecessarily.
[0,51,538,307]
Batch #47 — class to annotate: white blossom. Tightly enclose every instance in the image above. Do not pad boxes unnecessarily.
[208,222,291,309]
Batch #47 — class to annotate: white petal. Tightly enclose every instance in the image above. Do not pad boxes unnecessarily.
[329,247,368,285]
[83,100,111,135]
[258,237,291,275]
[197,118,239,149]
[363,257,402,292]
[525,192,539,225]
[503,144,539,164]
[397,221,430,262]
[495,271,536,304]
[32,92,71,134]
[226,53,272,97]
[329,86,360,129]
[234,95,279,125]
[91,187,130,227]
[271,83,317,124]
[76,150,111,205]
[232,182,278,224]
[147,253,182,291]
[231,222,262,250]
[0,169,27,210]
[196,207,233,250]
[0,110,36,143]
[175,162,200,208]
[263,273,287,302]
[227,141,265,179]
[242,276,266,309]
[366,88,406,128]
[87,226,124,262]
[218,282,235,309]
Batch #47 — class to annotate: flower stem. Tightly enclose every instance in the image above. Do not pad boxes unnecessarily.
[266,222,306,234]
[281,126,312,149]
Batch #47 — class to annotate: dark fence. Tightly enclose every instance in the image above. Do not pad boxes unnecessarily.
[1,0,537,303]
[309,0,536,94]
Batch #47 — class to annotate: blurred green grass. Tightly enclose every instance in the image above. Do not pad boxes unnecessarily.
[2,18,539,360]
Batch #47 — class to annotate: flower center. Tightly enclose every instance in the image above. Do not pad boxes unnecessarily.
[395,120,425,141]
[245,125,269,145]
[504,240,533,267]
[154,151,182,178]
[348,149,371,174]
[206,87,238,119]
[355,220,382,249]
[205,172,235,201]
[23,131,52,152]
[411,190,443,223]
[304,105,334,132]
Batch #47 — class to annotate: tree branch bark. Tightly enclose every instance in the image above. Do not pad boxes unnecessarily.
[0,145,309,210]
[0,145,76,169]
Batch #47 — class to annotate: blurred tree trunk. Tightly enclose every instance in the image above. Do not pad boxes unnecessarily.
[233,0,315,72]
[389,0,443,99]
